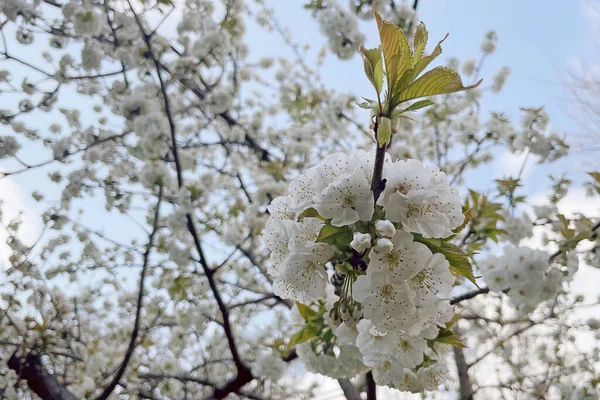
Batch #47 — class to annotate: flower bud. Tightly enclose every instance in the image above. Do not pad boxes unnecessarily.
[350,232,372,253]
[375,220,396,238]
[338,300,352,321]
[373,238,393,254]
[587,318,600,330]
[329,306,342,328]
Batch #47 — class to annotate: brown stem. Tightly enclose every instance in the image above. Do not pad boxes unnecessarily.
[370,119,387,203]
[453,325,473,400]
[450,287,490,305]
[95,185,163,400]
[366,371,377,400]
[338,378,361,400]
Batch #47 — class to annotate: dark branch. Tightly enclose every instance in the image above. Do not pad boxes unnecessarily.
[95,185,163,400]
[365,371,377,400]
[8,351,76,400]
[450,287,490,305]
[338,378,361,400]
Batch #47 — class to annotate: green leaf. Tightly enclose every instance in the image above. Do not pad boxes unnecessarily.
[316,223,353,248]
[413,235,443,249]
[453,206,474,234]
[296,302,320,321]
[402,99,434,113]
[322,329,334,343]
[317,224,345,241]
[360,46,384,96]
[412,34,447,77]
[399,66,482,103]
[441,242,479,287]
[431,327,466,348]
[297,208,324,222]
[415,236,479,287]
[588,171,600,184]
[445,312,462,329]
[411,23,428,67]
[288,323,321,347]
[396,34,448,94]
[373,8,411,106]
[377,116,392,147]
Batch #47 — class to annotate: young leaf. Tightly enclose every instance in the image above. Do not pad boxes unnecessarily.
[440,242,479,287]
[288,323,321,347]
[297,207,324,222]
[402,99,434,113]
[377,116,392,147]
[588,171,600,184]
[360,46,384,96]
[316,223,352,248]
[453,206,474,234]
[432,327,466,348]
[399,66,482,103]
[296,302,320,321]
[412,23,428,66]
[373,8,411,104]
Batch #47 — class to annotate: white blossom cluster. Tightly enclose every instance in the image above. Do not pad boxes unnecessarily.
[318,1,365,60]
[262,149,465,392]
[478,246,578,314]
[499,211,533,245]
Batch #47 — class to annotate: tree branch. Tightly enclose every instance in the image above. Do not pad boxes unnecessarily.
[95,185,163,400]
[338,378,361,400]
[450,287,490,305]
[124,3,253,397]
[453,326,473,400]
[365,371,377,400]
[8,351,76,400]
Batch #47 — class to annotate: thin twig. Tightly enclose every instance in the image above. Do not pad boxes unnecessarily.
[95,185,163,400]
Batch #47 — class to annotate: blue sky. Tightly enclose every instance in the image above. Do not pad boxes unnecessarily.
[2,1,598,268]
[263,0,592,133]
[245,1,600,197]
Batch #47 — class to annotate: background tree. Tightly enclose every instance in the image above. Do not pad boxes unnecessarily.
[0,0,598,399]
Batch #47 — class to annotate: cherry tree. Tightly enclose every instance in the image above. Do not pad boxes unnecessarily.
[0,0,599,399]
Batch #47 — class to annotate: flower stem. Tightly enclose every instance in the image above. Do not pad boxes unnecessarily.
[371,117,387,203]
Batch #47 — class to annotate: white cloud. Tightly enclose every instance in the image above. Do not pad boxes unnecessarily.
[497,150,534,179]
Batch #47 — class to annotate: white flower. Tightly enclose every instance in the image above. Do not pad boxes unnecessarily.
[335,322,359,345]
[500,212,533,245]
[273,250,333,304]
[318,2,365,60]
[288,169,321,212]
[390,332,427,369]
[379,159,463,238]
[375,219,396,237]
[262,219,295,274]
[337,345,369,377]
[356,319,395,355]
[252,351,287,381]
[351,232,372,253]
[407,253,453,306]
[353,271,417,331]
[478,246,565,313]
[368,231,431,281]
[417,364,448,391]
[266,196,296,223]
[363,352,405,386]
[314,166,374,227]
[395,368,421,392]
[313,152,355,189]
